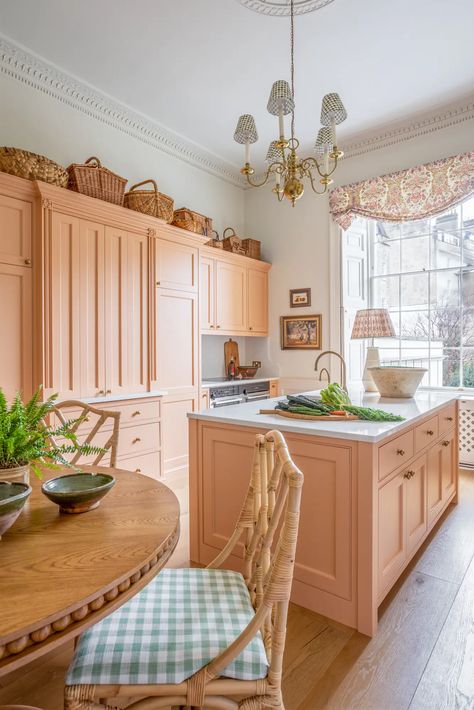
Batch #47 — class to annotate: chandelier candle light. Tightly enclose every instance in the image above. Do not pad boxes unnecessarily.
[351,308,396,392]
[233,0,347,206]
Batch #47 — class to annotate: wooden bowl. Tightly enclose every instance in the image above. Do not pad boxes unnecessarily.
[0,481,32,538]
[41,472,115,514]
[368,366,427,398]
[237,365,259,378]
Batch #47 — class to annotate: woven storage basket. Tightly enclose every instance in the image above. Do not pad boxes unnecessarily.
[67,156,127,205]
[205,230,224,249]
[242,238,261,260]
[124,180,174,223]
[172,207,213,236]
[222,228,246,256]
[0,147,68,187]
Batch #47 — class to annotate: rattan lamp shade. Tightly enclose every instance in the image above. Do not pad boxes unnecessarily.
[266,140,281,163]
[234,114,258,144]
[267,80,295,116]
[320,92,347,126]
[315,126,334,154]
[351,309,396,339]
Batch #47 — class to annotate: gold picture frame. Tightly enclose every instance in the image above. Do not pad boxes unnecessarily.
[280,314,322,350]
[289,287,311,308]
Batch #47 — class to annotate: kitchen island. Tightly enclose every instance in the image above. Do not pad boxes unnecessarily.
[188,390,459,636]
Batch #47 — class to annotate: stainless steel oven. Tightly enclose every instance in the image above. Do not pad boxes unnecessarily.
[207,381,270,408]
[242,381,271,403]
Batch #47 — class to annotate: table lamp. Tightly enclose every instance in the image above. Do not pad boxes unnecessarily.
[351,308,396,392]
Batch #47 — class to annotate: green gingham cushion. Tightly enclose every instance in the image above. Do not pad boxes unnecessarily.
[66,568,269,686]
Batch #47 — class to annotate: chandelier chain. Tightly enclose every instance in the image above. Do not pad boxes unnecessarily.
[290,0,295,140]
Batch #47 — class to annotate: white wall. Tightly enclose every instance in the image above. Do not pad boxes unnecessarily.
[0,74,245,235]
[244,119,474,387]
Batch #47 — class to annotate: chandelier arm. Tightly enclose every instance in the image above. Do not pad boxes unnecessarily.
[306,169,329,196]
[325,154,340,177]
[245,161,284,188]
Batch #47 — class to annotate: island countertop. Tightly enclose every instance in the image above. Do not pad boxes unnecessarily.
[188,389,458,443]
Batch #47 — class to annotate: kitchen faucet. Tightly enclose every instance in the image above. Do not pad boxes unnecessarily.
[314,351,347,391]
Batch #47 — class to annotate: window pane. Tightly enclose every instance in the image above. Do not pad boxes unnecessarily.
[400,218,430,237]
[377,221,401,239]
[401,311,429,342]
[462,349,474,387]
[372,276,399,309]
[378,348,400,365]
[462,307,474,346]
[401,273,428,308]
[462,269,474,309]
[430,308,461,347]
[433,207,462,233]
[443,348,460,387]
[430,271,460,308]
[401,235,429,272]
[432,230,462,268]
[462,234,474,267]
[373,238,400,275]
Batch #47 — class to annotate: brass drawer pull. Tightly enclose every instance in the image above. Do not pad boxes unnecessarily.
[397,449,405,456]
[427,430,434,436]
[404,470,415,479]
[132,437,141,444]
[442,440,450,447]
[132,410,141,417]
[24,258,31,265]
[446,416,453,421]
[216,325,221,329]
[210,324,214,328]
[135,468,141,473]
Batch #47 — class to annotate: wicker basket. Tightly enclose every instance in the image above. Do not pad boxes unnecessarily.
[242,238,261,260]
[124,180,174,223]
[0,147,68,187]
[172,208,213,236]
[67,156,127,205]
[222,228,246,256]
[205,230,224,249]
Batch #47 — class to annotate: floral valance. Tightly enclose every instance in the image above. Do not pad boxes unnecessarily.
[329,151,474,230]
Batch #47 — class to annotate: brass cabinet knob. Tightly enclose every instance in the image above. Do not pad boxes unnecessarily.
[442,440,450,447]
[24,258,31,265]
[397,449,405,456]
[427,430,434,436]
[106,389,112,394]
[216,325,221,329]
[135,468,141,473]
[447,416,453,421]
[98,390,105,395]
[210,324,214,328]
[132,437,141,444]
[156,281,161,286]
[132,410,141,417]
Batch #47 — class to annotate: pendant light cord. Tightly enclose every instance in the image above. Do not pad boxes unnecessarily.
[290,0,295,141]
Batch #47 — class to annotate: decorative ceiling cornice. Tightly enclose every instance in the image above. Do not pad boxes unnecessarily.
[0,34,245,188]
[237,0,335,16]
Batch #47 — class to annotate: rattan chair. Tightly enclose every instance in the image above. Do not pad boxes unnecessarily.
[64,430,303,710]
[51,400,121,468]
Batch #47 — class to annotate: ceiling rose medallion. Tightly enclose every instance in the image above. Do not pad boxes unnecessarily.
[237,0,335,16]
[234,0,347,206]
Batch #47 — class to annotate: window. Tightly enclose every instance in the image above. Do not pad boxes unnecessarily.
[342,194,474,389]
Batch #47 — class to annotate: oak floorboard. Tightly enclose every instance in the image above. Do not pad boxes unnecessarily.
[409,556,474,710]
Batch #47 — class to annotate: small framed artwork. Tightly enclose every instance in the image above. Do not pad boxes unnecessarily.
[290,287,311,308]
[280,314,322,350]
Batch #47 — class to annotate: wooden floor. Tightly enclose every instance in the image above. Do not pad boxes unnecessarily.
[1,470,473,710]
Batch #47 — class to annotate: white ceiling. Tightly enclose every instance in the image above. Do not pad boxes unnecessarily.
[1,0,473,172]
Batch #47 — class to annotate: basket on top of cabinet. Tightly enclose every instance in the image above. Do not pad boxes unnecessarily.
[67,156,127,205]
[0,147,68,187]
[222,227,261,260]
[124,179,174,223]
[172,207,213,236]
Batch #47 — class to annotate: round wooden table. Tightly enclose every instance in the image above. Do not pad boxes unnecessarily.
[0,467,180,676]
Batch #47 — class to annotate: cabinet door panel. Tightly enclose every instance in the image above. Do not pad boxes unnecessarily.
[427,444,444,524]
[127,233,149,392]
[0,263,32,400]
[104,227,128,396]
[0,194,32,267]
[216,261,247,332]
[156,239,197,292]
[247,268,268,334]
[200,256,215,331]
[79,221,105,398]
[162,396,197,476]
[49,213,82,399]
[441,431,456,503]
[406,455,427,555]
[378,473,406,594]
[155,289,197,391]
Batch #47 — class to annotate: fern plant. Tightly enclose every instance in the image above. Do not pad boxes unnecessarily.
[0,388,103,478]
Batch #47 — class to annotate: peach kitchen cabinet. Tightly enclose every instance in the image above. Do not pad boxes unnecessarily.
[199,249,271,336]
[189,400,459,637]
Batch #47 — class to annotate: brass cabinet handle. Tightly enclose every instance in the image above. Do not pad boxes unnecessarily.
[216,325,221,329]
[210,324,214,328]
[249,326,253,330]
[397,449,405,456]
[135,468,141,473]
[404,470,415,479]
[24,258,31,265]
[156,281,161,286]
[106,389,112,394]
[132,410,141,417]
[447,416,453,421]
[132,437,141,444]
[98,390,105,395]
[442,440,450,447]
[427,430,434,436]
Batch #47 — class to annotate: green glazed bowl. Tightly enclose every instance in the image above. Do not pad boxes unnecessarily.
[41,472,115,514]
[0,481,32,538]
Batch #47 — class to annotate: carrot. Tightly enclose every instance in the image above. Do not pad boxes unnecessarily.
[332,410,347,416]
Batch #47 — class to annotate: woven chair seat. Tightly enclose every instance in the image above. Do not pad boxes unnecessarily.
[66,568,269,687]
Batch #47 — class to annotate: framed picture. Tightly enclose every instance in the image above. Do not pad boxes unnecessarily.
[289,287,311,308]
[280,314,322,350]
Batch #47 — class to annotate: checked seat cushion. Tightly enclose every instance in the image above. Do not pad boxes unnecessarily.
[66,567,269,686]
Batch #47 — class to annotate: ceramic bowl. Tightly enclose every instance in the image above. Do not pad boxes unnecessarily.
[41,472,115,514]
[369,366,427,398]
[0,481,32,538]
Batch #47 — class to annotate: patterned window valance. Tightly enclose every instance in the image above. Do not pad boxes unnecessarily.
[329,152,474,230]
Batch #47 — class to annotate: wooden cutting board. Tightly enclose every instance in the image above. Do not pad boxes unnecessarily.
[259,409,359,421]
[224,338,240,372]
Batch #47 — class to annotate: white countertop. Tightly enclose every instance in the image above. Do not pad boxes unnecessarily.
[201,377,279,388]
[188,389,457,443]
[83,390,168,404]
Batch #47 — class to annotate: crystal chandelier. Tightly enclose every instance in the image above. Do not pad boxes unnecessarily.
[233,0,347,206]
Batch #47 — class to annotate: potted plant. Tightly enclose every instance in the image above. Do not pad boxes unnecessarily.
[0,388,102,483]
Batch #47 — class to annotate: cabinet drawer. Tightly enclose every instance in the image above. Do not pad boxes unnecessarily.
[438,403,456,435]
[415,416,439,453]
[118,450,161,480]
[100,398,161,426]
[378,429,414,481]
[118,421,161,457]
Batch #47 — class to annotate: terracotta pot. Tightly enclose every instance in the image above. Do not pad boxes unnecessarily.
[0,464,30,484]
